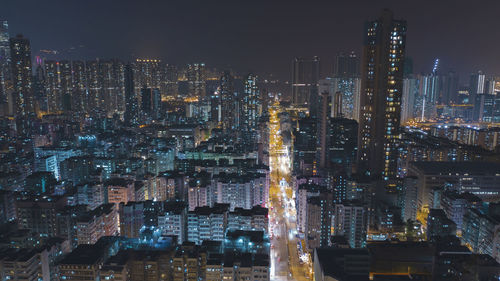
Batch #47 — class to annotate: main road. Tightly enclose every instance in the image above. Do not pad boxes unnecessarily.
[269,102,312,281]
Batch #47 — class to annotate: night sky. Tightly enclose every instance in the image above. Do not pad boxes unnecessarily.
[2,0,500,81]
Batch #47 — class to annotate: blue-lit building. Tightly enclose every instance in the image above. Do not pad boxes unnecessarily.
[223,229,269,255]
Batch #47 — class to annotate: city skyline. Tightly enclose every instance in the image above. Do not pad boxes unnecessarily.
[2,4,500,281]
[2,0,500,80]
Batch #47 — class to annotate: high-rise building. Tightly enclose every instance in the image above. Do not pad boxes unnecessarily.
[85,60,100,112]
[42,59,126,115]
[213,173,269,211]
[158,201,188,244]
[139,86,161,119]
[328,118,358,175]
[99,59,125,114]
[470,71,486,101]
[186,63,206,97]
[241,73,260,130]
[422,74,440,104]
[76,203,118,245]
[10,34,33,116]
[470,71,487,121]
[333,202,367,248]
[293,117,317,176]
[105,178,136,206]
[164,64,178,97]
[0,20,10,102]
[334,51,360,78]
[358,10,406,180]
[318,91,331,169]
[210,88,221,123]
[493,94,500,123]
[306,192,333,248]
[44,60,73,112]
[0,21,9,67]
[292,56,320,106]
[16,196,67,237]
[401,75,419,123]
[331,78,362,121]
[44,60,61,112]
[72,60,87,113]
[440,191,481,232]
[32,58,45,111]
[441,71,459,105]
[141,86,152,114]
[124,63,138,125]
[133,59,163,98]
[59,60,73,111]
[219,71,236,129]
[478,94,495,122]
[426,209,457,241]
[119,200,163,238]
[187,204,229,245]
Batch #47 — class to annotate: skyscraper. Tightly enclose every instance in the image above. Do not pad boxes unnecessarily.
[333,202,367,248]
[441,71,459,105]
[292,56,320,106]
[164,64,178,97]
[293,117,317,176]
[331,52,362,122]
[186,63,206,97]
[470,71,487,120]
[331,77,362,121]
[0,21,9,66]
[32,58,46,112]
[358,10,406,180]
[133,59,162,97]
[141,86,152,115]
[0,20,10,102]
[210,88,221,123]
[124,64,138,126]
[86,60,101,112]
[44,60,73,113]
[418,73,440,120]
[401,75,419,123]
[469,71,486,101]
[318,91,331,169]
[334,52,360,78]
[10,34,33,116]
[59,60,73,111]
[99,59,125,115]
[44,60,61,113]
[328,117,358,175]
[219,71,236,129]
[241,73,260,130]
[72,60,87,113]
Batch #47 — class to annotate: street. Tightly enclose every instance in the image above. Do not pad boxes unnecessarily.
[269,102,312,281]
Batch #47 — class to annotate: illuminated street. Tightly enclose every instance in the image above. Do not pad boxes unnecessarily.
[269,102,312,281]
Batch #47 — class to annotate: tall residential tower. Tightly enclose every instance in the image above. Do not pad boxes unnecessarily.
[358,10,407,180]
[0,21,10,102]
[241,73,260,130]
[292,56,320,106]
[10,34,33,116]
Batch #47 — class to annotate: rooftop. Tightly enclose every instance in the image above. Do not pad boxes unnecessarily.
[58,244,103,265]
[410,161,500,175]
[315,247,369,281]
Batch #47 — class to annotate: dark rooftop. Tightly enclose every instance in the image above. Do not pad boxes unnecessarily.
[58,244,103,265]
[315,247,369,281]
[410,161,500,175]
